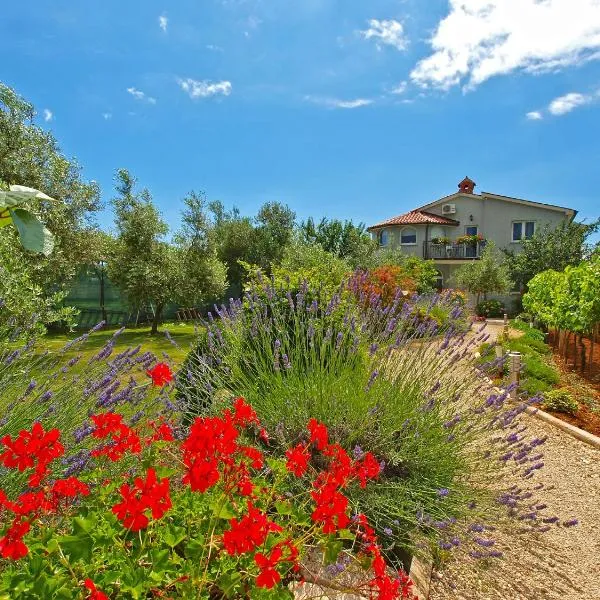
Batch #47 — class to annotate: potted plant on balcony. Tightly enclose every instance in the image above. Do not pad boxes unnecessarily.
[456,233,484,247]
[430,236,450,245]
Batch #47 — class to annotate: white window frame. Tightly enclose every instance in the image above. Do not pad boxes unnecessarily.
[511,220,536,242]
[399,226,417,246]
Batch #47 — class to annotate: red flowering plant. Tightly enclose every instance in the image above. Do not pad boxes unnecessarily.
[0,397,418,599]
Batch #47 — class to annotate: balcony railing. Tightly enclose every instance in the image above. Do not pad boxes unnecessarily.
[423,240,485,260]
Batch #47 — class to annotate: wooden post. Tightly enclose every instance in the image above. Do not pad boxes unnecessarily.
[508,352,521,401]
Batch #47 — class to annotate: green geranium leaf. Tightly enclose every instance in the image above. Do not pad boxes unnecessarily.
[163,523,187,548]
[184,537,205,560]
[211,500,236,520]
[57,534,94,562]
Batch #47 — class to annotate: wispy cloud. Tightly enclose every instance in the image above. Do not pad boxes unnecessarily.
[43,109,53,122]
[178,78,232,99]
[102,112,112,120]
[390,81,407,95]
[206,44,224,52]
[158,14,168,32]
[305,96,373,109]
[127,87,157,104]
[411,0,600,90]
[548,92,592,115]
[526,111,543,121]
[359,19,407,51]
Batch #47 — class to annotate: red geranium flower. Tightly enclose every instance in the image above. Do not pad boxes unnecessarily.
[223,502,282,555]
[146,362,173,386]
[254,546,283,589]
[355,452,381,488]
[232,397,259,428]
[52,477,90,499]
[307,419,328,450]
[0,518,30,560]
[84,579,109,600]
[112,468,171,531]
[0,422,64,482]
[285,444,310,477]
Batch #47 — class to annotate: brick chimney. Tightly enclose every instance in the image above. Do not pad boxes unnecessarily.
[458,176,476,194]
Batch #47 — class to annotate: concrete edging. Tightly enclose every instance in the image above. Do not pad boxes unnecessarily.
[526,406,600,449]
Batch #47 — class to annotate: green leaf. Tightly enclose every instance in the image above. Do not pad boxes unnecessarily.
[9,208,55,255]
[274,501,293,515]
[57,534,94,562]
[217,571,242,598]
[163,523,187,548]
[150,548,171,572]
[323,538,343,566]
[337,528,355,540]
[184,537,205,560]
[72,516,96,535]
[211,500,236,520]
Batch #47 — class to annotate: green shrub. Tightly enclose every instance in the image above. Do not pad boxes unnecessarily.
[522,355,560,386]
[506,336,550,356]
[541,389,578,415]
[511,319,546,342]
[475,299,505,318]
[520,376,552,396]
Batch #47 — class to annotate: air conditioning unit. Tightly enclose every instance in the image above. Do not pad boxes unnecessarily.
[442,204,456,214]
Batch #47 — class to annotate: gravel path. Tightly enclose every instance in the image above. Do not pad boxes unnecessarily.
[429,323,600,600]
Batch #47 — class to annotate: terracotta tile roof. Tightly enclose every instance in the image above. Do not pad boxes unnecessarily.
[368,210,459,230]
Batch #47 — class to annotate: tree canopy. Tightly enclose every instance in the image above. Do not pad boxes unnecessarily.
[452,243,513,303]
[504,219,598,290]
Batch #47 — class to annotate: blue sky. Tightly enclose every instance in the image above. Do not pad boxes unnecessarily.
[2,0,600,233]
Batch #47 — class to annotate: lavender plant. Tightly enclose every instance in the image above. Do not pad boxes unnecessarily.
[0,322,180,496]
[177,276,556,563]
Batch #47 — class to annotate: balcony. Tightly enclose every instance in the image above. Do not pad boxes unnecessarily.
[423,240,485,260]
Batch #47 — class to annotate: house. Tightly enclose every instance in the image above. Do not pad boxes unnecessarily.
[367,176,577,291]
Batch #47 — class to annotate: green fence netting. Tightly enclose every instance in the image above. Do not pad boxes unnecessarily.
[64,269,180,329]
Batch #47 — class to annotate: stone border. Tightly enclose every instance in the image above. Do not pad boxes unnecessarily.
[409,555,433,599]
[526,406,600,449]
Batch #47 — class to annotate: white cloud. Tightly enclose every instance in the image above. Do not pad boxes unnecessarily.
[206,44,224,52]
[102,112,112,120]
[411,0,600,90]
[526,111,543,120]
[127,87,157,104]
[390,81,407,95]
[158,14,168,32]
[548,92,591,115]
[360,19,407,51]
[43,109,53,122]
[305,96,373,109]
[178,78,232,99]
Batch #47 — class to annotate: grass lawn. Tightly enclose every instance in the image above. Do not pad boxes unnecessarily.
[41,322,200,366]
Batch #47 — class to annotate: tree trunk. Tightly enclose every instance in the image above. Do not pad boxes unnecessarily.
[151,304,164,335]
[579,334,586,373]
[99,271,108,324]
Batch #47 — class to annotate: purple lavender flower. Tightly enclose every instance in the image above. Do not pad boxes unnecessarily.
[383,527,393,536]
[437,488,450,497]
[562,519,579,527]
[473,537,495,547]
[353,445,365,460]
[366,370,379,391]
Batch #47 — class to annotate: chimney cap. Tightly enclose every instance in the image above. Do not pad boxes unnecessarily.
[458,176,476,194]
